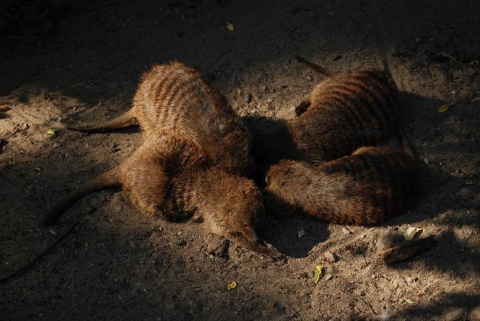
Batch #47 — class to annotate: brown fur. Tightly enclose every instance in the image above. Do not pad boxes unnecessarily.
[263,146,422,225]
[44,133,265,243]
[250,58,401,167]
[70,61,254,176]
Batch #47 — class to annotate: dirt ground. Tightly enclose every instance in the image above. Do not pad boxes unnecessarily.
[1,0,479,320]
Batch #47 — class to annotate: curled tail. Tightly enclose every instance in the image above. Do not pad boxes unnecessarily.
[44,169,121,225]
[294,55,332,77]
[68,110,137,132]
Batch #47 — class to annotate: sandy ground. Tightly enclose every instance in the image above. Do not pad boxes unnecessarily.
[1,0,480,320]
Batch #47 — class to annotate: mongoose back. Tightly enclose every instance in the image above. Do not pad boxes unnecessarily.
[70,62,253,176]
[44,133,264,244]
[250,57,401,166]
[263,145,422,225]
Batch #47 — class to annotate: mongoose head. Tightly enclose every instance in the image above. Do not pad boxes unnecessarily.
[220,176,265,243]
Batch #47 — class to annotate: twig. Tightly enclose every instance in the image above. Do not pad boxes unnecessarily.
[379,236,436,265]
[0,217,82,286]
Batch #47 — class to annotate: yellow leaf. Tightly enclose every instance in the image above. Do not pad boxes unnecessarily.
[227,281,237,290]
[46,128,56,135]
[313,265,323,285]
[405,298,416,304]
[404,227,422,241]
[226,21,235,31]
[471,97,480,103]
[438,103,453,113]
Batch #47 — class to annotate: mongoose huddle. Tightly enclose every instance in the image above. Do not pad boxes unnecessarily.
[45,133,264,243]
[46,62,267,253]
[46,58,422,256]
[254,56,422,225]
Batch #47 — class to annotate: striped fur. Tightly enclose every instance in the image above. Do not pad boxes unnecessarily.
[70,62,253,176]
[45,133,265,243]
[291,57,400,163]
[250,59,401,167]
[264,146,422,225]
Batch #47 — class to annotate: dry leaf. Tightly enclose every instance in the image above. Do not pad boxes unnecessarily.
[227,281,237,290]
[438,103,454,113]
[404,227,422,241]
[226,21,235,31]
[313,265,323,285]
[405,298,416,304]
[471,97,480,103]
[439,52,456,61]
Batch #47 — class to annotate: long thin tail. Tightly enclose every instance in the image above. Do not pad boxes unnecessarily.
[68,110,137,133]
[44,169,121,225]
[294,55,332,77]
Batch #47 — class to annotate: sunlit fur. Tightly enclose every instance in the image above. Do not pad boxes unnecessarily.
[45,133,265,243]
[70,62,254,177]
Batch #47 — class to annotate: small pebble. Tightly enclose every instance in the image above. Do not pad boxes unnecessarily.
[323,251,337,263]
[342,227,352,235]
[325,274,332,280]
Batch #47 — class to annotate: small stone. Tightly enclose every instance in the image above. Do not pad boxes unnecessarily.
[342,227,352,235]
[113,204,123,213]
[206,236,229,257]
[325,274,333,280]
[323,251,337,263]
[53,142,61,148]
[307,75,313,81]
